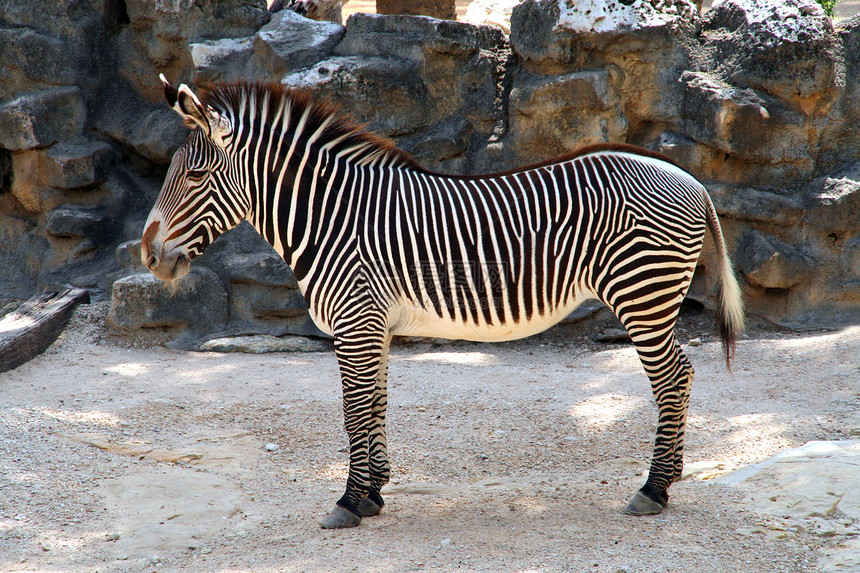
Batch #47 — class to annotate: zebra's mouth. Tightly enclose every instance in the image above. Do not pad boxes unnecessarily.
[141,219,193,282]
[144,248,191,282]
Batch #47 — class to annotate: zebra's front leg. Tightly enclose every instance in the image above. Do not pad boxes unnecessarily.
[319,326,391,529]
[356,335,391,518]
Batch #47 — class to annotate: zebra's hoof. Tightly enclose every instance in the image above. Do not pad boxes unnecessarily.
[319,506,362,529]
[622,491,665,516]
[357,496,383,517]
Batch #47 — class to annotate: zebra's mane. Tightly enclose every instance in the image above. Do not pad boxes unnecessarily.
[199,81,422,169]
[198,81,681,178]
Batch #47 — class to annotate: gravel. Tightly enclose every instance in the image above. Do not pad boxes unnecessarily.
[0,301,857,572]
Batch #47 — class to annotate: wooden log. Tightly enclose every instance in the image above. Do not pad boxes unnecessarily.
[0,288,90,373]
[376,0,456,19]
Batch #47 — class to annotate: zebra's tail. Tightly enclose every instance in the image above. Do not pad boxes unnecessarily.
[703,190,745,371]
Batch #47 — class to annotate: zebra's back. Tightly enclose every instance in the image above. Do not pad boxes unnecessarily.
[349,149,709,342]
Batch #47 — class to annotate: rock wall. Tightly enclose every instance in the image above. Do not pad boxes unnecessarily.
[1,0,858,347]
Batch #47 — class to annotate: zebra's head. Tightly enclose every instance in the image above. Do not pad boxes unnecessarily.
[141,75,248,282]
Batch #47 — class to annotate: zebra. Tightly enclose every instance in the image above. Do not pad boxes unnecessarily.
[141,77,744,529]
[267,0,347,24]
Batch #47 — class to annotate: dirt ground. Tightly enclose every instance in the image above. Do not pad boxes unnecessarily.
[1,302,858,572]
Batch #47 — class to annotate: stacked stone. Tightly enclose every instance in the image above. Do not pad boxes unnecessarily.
[1,0,859,349]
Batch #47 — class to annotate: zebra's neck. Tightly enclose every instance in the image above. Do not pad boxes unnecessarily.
[245,138,413,281]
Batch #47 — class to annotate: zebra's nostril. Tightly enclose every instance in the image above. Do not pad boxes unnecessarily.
[145,254,158,269]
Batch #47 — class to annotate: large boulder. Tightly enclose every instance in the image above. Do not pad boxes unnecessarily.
[0,87,86,150]
[192,10,345,83]
[190,37,256,84]
[509,0,697,152]
[804,162,860,239]
[736,230,813,290]
[699,0,840,111]
[195,223,321,337]
[119,0,271,99]
[45,205,110,240]
[678,71,814,184]
[254,10,345,77]
[107,269,229,345]
[11,138,114,195]
[282,14,508,173]
[508,69,628,163]
[0,27,81,99]
[690,0,846,184]
[106,224,322,344]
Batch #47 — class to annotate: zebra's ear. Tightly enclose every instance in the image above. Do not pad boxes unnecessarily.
[160,74,211,137]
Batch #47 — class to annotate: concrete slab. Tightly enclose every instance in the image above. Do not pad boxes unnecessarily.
[720,441,860,572]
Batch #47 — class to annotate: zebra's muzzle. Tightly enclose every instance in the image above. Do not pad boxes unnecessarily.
[141,220,192,282]
[144,249,191,282]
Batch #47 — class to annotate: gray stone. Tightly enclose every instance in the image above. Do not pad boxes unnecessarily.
[679,71,810,166]
[707,184,803,227]
[595,328,629,343]
[0,87,85,150]
[0,27,80,93]
[96,100,186,165]
[0,0,109,38]
[0,216,48,302]
[404,117,472,173]
[561,299,608,324]
[509,0,696,142]
[699,0,840,109]
[508,69,627,163]
[199,334,329,353]
[191,223,311,329]
[327,14,505,138]
[336,13,504,63]
[196,223,293,283]
[253,10,344,76]
[804,163,860,235]
[107,269,228,334]
[190,37,255,84]
[124,0,271,42]
[736,230,813,290]
[45,206,110,239]
[510,0,695,71]
[284,56,432,137]
[229,283,308,324]
[219,252,297,288]
[42,138,115,189]
[115,240,147,275]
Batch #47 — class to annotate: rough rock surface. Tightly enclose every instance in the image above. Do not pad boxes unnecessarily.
[199,334,330,353]
[720,441,860,573]
[107,269,229,346]
[0,0,858,343]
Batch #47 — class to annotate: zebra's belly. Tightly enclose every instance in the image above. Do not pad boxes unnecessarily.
[388,292,595,342]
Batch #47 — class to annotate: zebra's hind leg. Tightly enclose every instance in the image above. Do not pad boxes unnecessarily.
[622,325,695,516]
[319,317,391,529]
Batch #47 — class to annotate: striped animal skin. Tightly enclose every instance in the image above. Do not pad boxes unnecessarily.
[142,78,744,528]
[267,0,347,24]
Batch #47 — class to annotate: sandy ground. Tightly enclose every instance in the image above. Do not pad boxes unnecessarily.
[1,302,858,572]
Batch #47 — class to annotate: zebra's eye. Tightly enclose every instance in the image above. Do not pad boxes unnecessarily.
[186,169,207,181]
